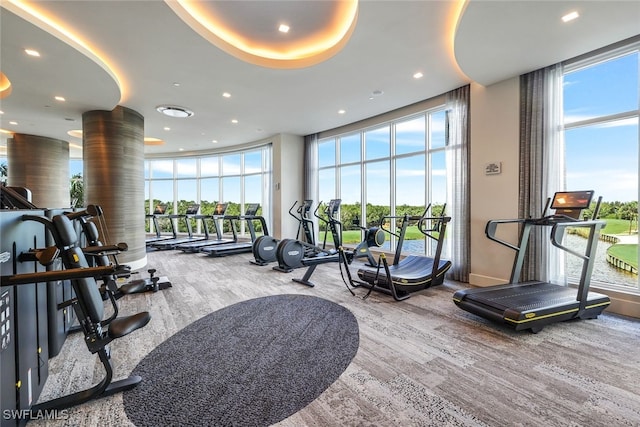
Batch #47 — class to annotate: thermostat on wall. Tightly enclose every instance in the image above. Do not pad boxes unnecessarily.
[485,161,502,175]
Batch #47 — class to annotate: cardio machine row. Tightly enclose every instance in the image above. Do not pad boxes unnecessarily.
[146,202,268,257]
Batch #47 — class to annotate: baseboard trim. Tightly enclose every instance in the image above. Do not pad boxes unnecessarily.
[468,273,509,287]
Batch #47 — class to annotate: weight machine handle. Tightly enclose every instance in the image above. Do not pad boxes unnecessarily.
[1,265,117,286]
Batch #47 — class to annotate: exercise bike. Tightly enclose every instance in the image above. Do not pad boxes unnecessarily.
[251,199,315,265]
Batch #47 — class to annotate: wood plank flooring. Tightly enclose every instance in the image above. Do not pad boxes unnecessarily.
[29,249,640,426]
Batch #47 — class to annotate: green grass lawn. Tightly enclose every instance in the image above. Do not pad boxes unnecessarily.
[601,218,637,235]
[322,226,431,245]
[607,244,638,268]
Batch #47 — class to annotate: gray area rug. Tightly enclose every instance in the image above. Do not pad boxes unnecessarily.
[123,294,359,426]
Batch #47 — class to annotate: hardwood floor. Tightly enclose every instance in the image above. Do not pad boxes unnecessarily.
[30,249,640,426]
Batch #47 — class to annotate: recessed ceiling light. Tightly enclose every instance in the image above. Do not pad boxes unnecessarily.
[212,140,218,143]
[156,105,194,118]
[562,11,579,23]
[372,90,383,97]
[413,72,424,79]
[55,96,66,102]
[9,121,18,125]
[231,119,238,124]
[179,148,184,151]
[24,49,40,57]
[164,127,171,131]
[0,110,4,114]
[223,92,231,98]
[278,24,290,33]
[338,109,346,115]
[173,82,181,87]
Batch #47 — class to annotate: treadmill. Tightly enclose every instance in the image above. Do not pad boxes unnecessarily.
[200,203,267,257]
[145,204,177,245]
[453,190,611,333]
[353,204,452,301]
[149,204,205,250]
[176,203,237,252]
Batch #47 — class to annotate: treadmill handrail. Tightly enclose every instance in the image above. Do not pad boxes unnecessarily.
[549,220,605,261]
[485,218,528,252]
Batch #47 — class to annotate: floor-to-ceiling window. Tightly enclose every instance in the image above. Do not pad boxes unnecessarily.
[317,106,449,256]
[562,39,639,293]
[145,144,272,237]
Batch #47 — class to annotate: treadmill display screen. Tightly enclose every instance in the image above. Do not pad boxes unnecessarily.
[550,190,594,209]
[154,204,167,214]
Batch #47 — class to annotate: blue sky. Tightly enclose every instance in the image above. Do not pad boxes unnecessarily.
[563,51,638,202]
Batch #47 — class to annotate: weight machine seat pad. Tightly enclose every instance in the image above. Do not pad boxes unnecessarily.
[119,279,148,294]
[108,311,151,339]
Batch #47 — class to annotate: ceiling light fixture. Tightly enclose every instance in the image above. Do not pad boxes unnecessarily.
[413,72,424,79]
[222,92,231,98]
[7,1,125,101]
[165,0,358,68]
[231,119,238,124]
[55,96,65,101]
[562,11,579,23]
[156,105,194,118]
[278,24,290,33]
[24,48,40,57]
[144,137,165,146]
[338,109,346,115]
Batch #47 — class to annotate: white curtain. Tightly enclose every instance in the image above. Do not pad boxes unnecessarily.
[519,64,565,283]
[445,85,470,282]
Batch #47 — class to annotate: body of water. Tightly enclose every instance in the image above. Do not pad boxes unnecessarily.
[382,234,638,289]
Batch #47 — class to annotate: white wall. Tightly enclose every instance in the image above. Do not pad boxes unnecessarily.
[469,79,521,286]
[271,133,304,239]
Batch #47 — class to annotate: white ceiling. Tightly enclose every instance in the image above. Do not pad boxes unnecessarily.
[1,1,638,158]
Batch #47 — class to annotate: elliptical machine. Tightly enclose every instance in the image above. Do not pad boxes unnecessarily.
[274,200,340,273]
[278,199,388,288]
[251,200,315,265]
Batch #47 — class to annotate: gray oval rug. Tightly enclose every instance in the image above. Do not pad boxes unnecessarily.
[123,294,359,426]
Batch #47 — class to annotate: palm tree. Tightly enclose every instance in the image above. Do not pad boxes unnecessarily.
[70,173,84,207]
[0,162,7,184]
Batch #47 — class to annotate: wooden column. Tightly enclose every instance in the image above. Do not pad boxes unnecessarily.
[82,106,146,268]
[7,134,70,208]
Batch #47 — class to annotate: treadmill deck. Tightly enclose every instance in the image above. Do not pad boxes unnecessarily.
[453,282,610,331]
